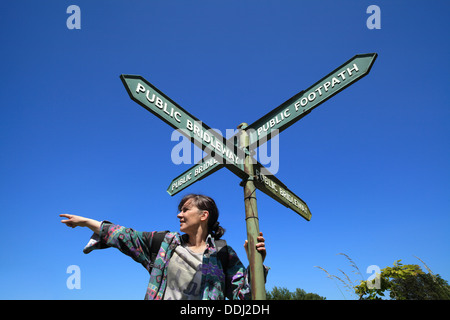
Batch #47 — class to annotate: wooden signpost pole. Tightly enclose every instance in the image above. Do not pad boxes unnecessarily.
[238,123,266,300]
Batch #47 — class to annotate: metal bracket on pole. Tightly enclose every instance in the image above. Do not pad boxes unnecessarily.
[239,175,255,187]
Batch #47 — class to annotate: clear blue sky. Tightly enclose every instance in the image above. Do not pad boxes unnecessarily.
[1,0,449,300]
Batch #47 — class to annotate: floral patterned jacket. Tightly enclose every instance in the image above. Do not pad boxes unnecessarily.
[83,221,268,300]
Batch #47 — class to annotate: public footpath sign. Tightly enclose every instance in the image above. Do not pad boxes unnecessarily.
[246,53,378,149]
[120,53,377,300]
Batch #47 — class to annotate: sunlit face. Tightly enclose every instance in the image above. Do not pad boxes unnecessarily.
[177,199,208,234]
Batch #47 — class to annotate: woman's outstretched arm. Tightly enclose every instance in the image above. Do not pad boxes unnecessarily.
[60,214,101,234]
[60,214,156,270]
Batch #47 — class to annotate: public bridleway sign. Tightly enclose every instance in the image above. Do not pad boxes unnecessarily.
[120,75,246,170]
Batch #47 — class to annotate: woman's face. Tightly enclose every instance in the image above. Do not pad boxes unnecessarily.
[177,199,208,234]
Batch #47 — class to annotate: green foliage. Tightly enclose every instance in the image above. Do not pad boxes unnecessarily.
[266,286,326,300]
[317,255,450,300]
[355,260,450,300]
[354,260,422,300]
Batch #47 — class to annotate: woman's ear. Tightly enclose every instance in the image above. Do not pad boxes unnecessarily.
[200,210,209,222]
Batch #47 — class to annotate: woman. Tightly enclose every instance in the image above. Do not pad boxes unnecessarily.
[60,194,268,300]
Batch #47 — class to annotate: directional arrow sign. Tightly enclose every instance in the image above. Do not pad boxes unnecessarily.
[246,53,378,148]
[252,163,311,221]
[120,75,246,171]
[167,156,224,196]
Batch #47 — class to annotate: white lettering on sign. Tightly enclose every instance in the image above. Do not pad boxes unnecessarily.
[255,169,309,215]
[294,63,359,112]
[171,172,192,191]
[255,63,360,137]
[256,109,291,136]
[186,119,242,165]
[135,83,182,123]
[169,158,219,192]
[194,158,218,177]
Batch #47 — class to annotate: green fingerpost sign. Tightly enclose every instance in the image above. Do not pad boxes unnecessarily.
[120,75,246,172]
[246,53,378,148]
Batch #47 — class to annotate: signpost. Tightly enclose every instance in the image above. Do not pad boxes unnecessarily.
[120,52,377,300]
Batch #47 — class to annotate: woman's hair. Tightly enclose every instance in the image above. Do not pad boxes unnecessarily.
[178,194,225,240]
